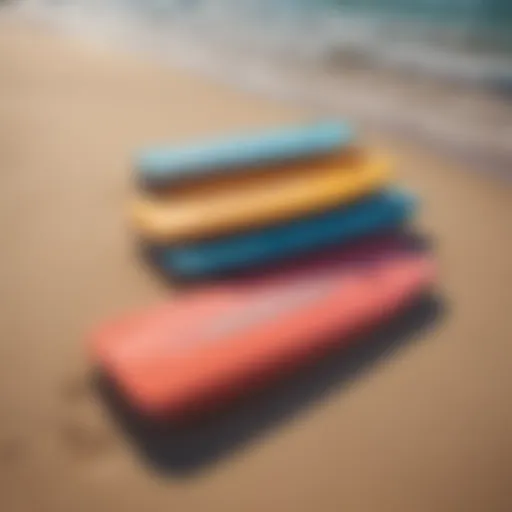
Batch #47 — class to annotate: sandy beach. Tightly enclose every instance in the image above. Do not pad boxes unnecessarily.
[1,13,512,512]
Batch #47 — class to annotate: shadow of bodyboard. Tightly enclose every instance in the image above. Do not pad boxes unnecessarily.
[95,292,444,477]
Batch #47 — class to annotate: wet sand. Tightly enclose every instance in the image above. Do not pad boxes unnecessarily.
[1,14,512,512]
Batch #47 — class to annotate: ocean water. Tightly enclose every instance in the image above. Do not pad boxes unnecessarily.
[5,0,512,177]
[11,0,512,81]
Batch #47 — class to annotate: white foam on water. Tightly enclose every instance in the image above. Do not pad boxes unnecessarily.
[4,0,512,179]
[10,0,511,80]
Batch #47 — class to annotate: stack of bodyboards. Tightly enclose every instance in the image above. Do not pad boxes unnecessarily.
[90,121,436,420]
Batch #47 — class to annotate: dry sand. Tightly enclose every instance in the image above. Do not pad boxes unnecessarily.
[1,14,512,512]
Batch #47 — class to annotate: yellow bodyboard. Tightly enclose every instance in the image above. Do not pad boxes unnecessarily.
[131,149,392,243]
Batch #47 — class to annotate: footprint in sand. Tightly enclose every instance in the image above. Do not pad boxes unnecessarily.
[59,416,116,460]
[61,374,94,405]
[58,414,128,481]
[58,374,122,471]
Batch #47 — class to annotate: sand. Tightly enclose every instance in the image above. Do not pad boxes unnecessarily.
[1,13,512,512]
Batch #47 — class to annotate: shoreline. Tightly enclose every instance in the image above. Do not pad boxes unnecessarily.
[3,5,512,181]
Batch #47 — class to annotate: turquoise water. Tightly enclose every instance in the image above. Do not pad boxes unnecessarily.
[12,0,512,79]
[8,0,512,176]
[121,0,512,51]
